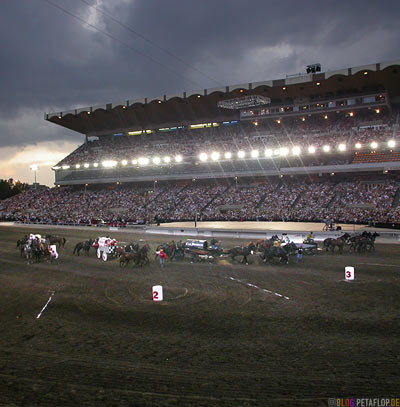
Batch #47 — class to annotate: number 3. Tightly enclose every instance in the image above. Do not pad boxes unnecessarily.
[346,271,351,278]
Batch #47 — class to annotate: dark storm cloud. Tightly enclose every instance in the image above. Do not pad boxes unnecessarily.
[0,0,399,147]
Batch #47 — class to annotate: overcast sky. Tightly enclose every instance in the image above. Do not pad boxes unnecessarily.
[1,0,399,186]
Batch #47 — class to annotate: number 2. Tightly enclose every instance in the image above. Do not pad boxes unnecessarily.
[153,291,158,299]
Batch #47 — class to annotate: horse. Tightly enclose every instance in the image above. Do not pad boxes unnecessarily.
[225,242,256,265]
[73,239,94,256]
[46,235,66,249]
[349,232,379,252]
[323,233,351,254]
[135,243,151,266]
[261,242,298,265]
[17,236,28,257]
[256,235,280,251]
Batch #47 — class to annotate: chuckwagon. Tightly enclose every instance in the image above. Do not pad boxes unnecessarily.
[93,237,118,261]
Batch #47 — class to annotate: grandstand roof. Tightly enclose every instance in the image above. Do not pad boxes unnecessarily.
[45,59,400,137]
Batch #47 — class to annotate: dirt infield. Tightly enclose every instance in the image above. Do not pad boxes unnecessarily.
[0,225,399,406]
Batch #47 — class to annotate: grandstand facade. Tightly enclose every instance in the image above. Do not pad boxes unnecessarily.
[46,59,400,187]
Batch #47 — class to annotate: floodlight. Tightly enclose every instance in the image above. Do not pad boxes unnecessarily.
[138,157,149,166]
[224,152,232,159]
[199,153,208,162]
[292,146,301,155]
[131,159,138,165]
[388,140,396,148]
[355,143,362,149]
[153,157,161,165]
[93,163,99,167]
[84,163,90,168]
[251,150,259,158]
[280,147,289,156]
[75,164,80,169]
[121,160,128,166]
[30,164,38,171]
[175,155,182,162]
[338,144,346,151]
[273,149,280,156]
[62,165,70,170]
[163,156,171,163]
[211,152,220,161]
[265,149,273,157]
[323,145,331,152]
[308,146,316,154]
[370,142,378,149]
[237,150,245,158]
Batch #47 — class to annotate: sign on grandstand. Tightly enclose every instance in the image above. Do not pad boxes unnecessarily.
[217,95,271,110]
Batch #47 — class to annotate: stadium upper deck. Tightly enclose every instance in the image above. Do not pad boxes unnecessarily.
[46,59,400,186]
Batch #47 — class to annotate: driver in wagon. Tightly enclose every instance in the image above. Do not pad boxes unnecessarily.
[210,238,220,250]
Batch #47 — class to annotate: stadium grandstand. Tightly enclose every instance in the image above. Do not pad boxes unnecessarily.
[2,59,400,228]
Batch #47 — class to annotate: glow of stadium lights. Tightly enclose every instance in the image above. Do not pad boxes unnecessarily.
[301,117,306,122]
[93,163,99,167]
[370,142,378,149]
[324,115,328,120]
[388,140,396,148]
[121,160,128,166]
[163,156,171,163]
[58,116,62,119]
[84,163,90,168]
[87,111,91,114]
[253,121,258,126]
[199,153,208,162]
[102,160,117,168]
[338,144,346,151]
[276,119,281,124]
[265,149,273,157]
[375,108,380,114]
[197,95,201,98]
[211,152,220,161]
[292,146,301,155]
[349,112,354,117]
[363,71,368,75]
[308,146,316,154]
[280,147,289,156]
[237,150,245,159]
[75,164,81,169]
[131,159,138,165]
[282,87,286,91]
[52,166,61,170]
[224,152,232,159]
[175,155,182,163]
[138,157,149,166]
[273,148,280,156]
[158,100,162,104]
[323,145,331,152]
[153,156,161,165]
[316,82,321,86]
[355,143,362,149]
[251,150,259,158]
[62,165,70,169]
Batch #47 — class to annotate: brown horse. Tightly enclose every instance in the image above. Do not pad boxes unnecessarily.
[46,235,66,249]
[323,233,350,254]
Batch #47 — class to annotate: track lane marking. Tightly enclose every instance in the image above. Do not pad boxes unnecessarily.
[227,277,290,300]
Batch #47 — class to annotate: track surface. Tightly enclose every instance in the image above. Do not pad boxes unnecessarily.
[0,226,399,406]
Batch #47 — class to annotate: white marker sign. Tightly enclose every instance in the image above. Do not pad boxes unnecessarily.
[345,266,354,281]
[152,285,163,302]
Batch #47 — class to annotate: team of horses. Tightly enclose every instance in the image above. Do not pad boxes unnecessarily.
[16,234,66,264]
[17,230,380,267]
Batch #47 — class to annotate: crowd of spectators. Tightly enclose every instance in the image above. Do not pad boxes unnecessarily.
[1,176,399,226]
[57,110,399,169]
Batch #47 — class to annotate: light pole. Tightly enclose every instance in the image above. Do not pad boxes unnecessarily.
[30,164,38,188]
[154,180,157,193]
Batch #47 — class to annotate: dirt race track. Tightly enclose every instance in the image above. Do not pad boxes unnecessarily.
[0,225,399,407]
